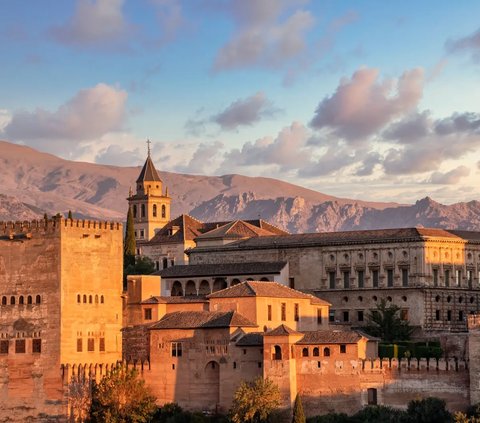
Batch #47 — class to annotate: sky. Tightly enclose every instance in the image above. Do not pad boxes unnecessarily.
[1,0,480,205]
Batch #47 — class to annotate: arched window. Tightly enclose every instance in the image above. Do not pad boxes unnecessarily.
[199,280,210,295]
[89,295,92,304]
[153,204,157,217]
[95,295,98,303]
[163,258,168,269]
[185,280,196,296]
[260,277,270,281]
[273,345,282,360]
[313,347,319,357]
[36,295,41,304]
[132,205,137,218]
[141,204,146,217]
[10,296,15,305]
[83,295,87,303]
[1,296,6,305]
[19,296,24,305]
[302,348,309,357]
[231,279,241,286]
[28,295,33,305]
[171,281,183,296]
[100,295,104,304]
[161,205,166,218]
[323,347,330,357]
[213,278,227,292]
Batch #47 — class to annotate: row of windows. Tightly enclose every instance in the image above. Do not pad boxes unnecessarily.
[329,250,480,263]
[1,295,41,306]
[76,338,105,352]
[432,269,480,287]
[266,303,323,324]
[328,269,409,289]
[300,346,346,358]
[132,204,166,219]
[330,309,409,323]
[76,294,105,304]
[0,338,41,354]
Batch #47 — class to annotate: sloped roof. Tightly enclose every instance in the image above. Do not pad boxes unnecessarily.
[136,156,162,183]
[236,332,264,346]
[297,330,362,344]
[196,220,277,240]
[207,281,330,305]
[155,261,287,278]
[188,227,471,253]
[141,296,208,304]
[149,310,257,330]
[265,324,302,336]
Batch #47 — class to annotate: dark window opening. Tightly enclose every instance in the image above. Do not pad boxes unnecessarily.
[161,205,166,218]
[0,340,9,354]
[372,270,379,288]
[87,338,94,352]
[435,310,441,321]
[35,295,41,304]
[281,303,286,321]
[153,204,157,217]
[357,310,364,322]
[387,269,394,287]
[329,310,335,323]
[343,271,350,288]
[317,309,322,324]
[99,338,105,352]
[447,310,452,321]
[313,347,319,357]
[267,305,272,321]
[294,304,299,322]
[302,348,309,357]
[445,270,450,287]
[15,339,26,354]
[329,271,336,289]
[323,347,330,357]
[358,270,364,288]
[19,296,24,305]
[144,308,152,320]
[343,311,349,322]
[77,339,82,352]
[433,269,438,286]
[402,269,408,287]
[141,204,146,218]
[367,388,378,405]
[172,342,182,357]
[273,345,282,360]
[340,344,346,354]
[32,339,41,353]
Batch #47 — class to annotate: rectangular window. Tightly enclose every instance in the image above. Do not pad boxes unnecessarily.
[267,305,272,321]
[387,269,394,287]
[400,309,409,321]
[317,308,322,324]
[358,270,364,288]
[140,230,144,239]
[402,269,408,287]
[15,339,26,354]
[447,310,452,321]
[172,342,183,357]
[367,388,378,405]
[294,304,299,322]
[372,270,379,288]
[289,277,295,289]
[433,269,438,286]
[329,310,335,323]
[445,269,450,287]
[435,310,441,321]
[357,310,364,322]
[459,311,464,322]
[77,338,83,352]
[455,269,462,286]
[0,340,8,354]
[99,338,105,352]
[343,311,349,322]
[340,344,346,354]
[87,338,94,352]
[281,303,286,321]
[329,271,336,289]
[32,339,41,353]
[144,308,152,320]
[343,271,350,289]
[468,270,474,288]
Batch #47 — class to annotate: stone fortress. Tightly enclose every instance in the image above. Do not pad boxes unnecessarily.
[2,151,480,420]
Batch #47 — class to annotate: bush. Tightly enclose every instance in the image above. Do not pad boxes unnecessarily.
[306,413,351,423]
[351,405,409,423]
[406,397,451,423]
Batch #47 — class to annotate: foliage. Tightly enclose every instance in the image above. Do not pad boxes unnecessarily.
[454,412,480,423]
[68,210,73,219]
[364,299,414,342]
[124,206,136,265]
[406,397,451,423]
[306,413,350,423]
[351,405,409,423]
[230,377,281,423]
[89,366,157,423]
[152,403,229,423]
[68,376,93,423]
[292,394,306,423]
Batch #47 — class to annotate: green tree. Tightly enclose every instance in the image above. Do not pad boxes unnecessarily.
[406,397,451,423]
[89,366,157,423]
[292,394,306,423]
[364,299,414,342]
[124,207,136,266]
[351,405,409,423]
[68,210,73,219]
[230,377,281,423]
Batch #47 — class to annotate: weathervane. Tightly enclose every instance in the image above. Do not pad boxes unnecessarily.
[146,138,151,157]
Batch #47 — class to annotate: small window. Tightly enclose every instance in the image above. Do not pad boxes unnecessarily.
[433,269,438,286]
[281,303,286,321]
[172,342,182,357]
[329,271,336,289]
[83,295,87,303]
[294,304,299,322]
[89,295,92,304]
[1,297,6,305]
[372,270,379,288]
[343,271,350,288]
[387,269,394,287]
[144,308,152,320]
[87,338,94,352]
[445,270,450,287]
[456,269,462,286]
[100,295,104,304]
[77,294,81,303]
[153,204,157,217]
[400,309,409,321]
[15,339,26,354]
[402,269,408,287]
[99,338,105,352]
[302,348,309,357]
[343,311,349,322]
[0,340,9,354]
[317,309,322,324]
[35,295,41,304]
[435,310,441,321]
[357,310,364,322]
[32,339,41,353]
[313,347,319,357]
[10,296,15,305]
[367,388,378,405]
[141,204,146,218]
[273,345,282,360]
[267,305,272,321]
[77,338,83,352]
[459,311,464,322]
[447,310,452,321]
[329,310,335,323]
[358,270,364,288]
[161,205,166,218]
[323,347,330,357]
[19,296,24,305]
[340,344,346,354]
[233,362,237,369]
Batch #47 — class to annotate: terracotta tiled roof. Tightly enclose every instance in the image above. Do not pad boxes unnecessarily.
[236,332,264,346]
[188,227,471,253]
[155,262,287,278]
[195,220,278,240]
[136,156,162,183]
[141,296,208,304]
[265,324,302,336]
[297,330,362,344]
[207,281,330,305]
[149,310,257,330]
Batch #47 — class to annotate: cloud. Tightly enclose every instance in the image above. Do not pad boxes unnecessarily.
[0,109,12,132]
[4,83,127,143]
[427,166,470,185]
[149,0,187,46]
[95,143,143,166]
[213,0,315,71]
[310,67,424,141]
[50,0,130,48]
[446,27,480,62]
[175,141,224,174]
[297,146,356,177]
[213,92,279,130]
[383,111,431,143]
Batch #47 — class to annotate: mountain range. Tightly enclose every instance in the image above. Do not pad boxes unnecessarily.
[1,140,479,233]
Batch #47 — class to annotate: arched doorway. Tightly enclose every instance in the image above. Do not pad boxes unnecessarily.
[171,281,183,296]
[198,280,210,295]
[203,361,220,409]
[213,278,227,292]
[185,280,196,296]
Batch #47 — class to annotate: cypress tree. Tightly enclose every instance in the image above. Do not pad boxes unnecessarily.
[124,206,136,266]
[68,210,73,219]
[292,394,306,423]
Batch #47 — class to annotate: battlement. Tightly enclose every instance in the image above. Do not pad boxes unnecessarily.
[360,357,468,373]
[468,314,480,330]
[0,217,122,238]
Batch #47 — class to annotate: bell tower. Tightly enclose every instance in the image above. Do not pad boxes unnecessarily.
[127,140,171,242]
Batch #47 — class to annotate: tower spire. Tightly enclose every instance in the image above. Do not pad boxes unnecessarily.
[146,138,151,157]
